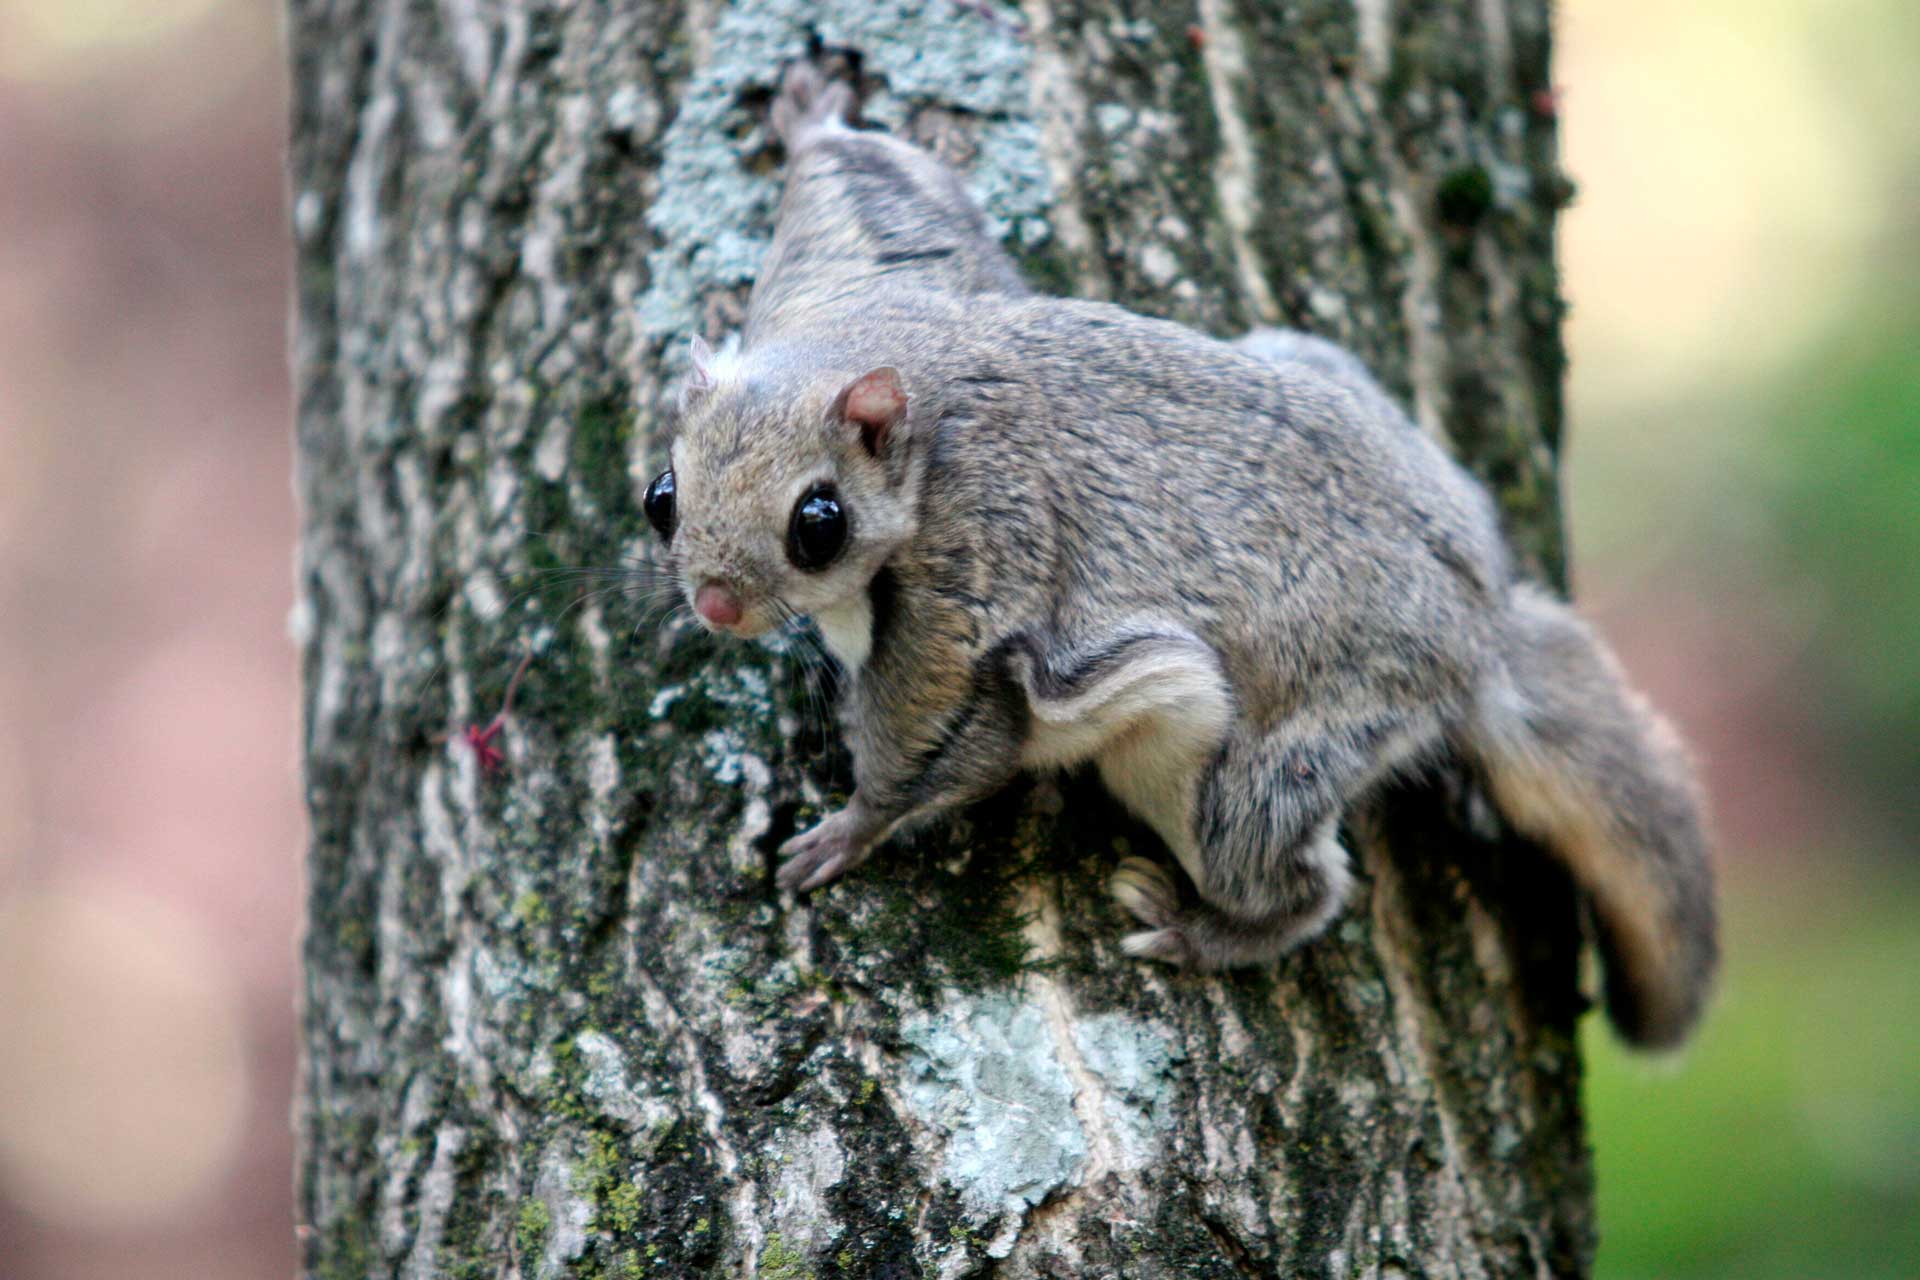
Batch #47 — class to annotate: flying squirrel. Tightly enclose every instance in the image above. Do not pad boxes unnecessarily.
[647,65,1717,1048]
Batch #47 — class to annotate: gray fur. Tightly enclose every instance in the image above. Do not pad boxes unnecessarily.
[1234,327,1414,432]
[749,63,1027,345]
[658,68,1717,1048]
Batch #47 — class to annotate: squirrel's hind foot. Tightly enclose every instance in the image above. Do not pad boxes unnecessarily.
[1110,850,1349,972]
[1111,857,1195,964]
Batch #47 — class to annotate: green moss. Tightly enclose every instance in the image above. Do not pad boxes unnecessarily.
[862,860,1035,992]
[517,1198,551,1260]
[605,1180,643,1234]
[299,256,336,301]
[336,917,370,957]
[759,1232,811,1280]
[514,889,552,927]
[1388,17,1488,109]
[1436,165,1495,230]
[572,393,638,518]
[585,957,623,1001]
[572,1128,654,1243]
[1013,242,1079,297]
[840,805,1070,998]
[575,1129,621,1189]
[316,1212,374,1280]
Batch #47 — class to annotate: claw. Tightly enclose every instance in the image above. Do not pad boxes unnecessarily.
[1112,857,1196,966]
[797,858,849,894]
[776,809,865,894]
[1109,856,1179,928]
[1121,926,1194,966]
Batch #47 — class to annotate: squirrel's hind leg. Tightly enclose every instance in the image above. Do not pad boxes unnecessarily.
[1006,623,1329,966]
[1108,707,1356,969]
[1114,704,1448,969]
[1011,626,1435,970]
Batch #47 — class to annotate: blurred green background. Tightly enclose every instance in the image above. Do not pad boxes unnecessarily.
[1561,1,1920,1276]
[0,1,1913,1277]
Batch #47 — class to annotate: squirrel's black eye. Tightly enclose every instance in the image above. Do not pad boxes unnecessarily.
[644,469,676,540]
[787,485,847,571]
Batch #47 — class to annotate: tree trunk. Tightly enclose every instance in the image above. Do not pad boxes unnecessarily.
[291,1,1587,1276]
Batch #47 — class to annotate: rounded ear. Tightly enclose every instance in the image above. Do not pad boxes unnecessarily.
[833,367,908,457]
[678,335,717,413]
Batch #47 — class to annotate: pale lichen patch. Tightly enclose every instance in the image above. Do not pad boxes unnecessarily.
[899,993,1087,1223]
[534,416,572,482]
[648,684,686,719]
[1070,1013,1182,1172]
[486,454,521,523]
[533,1142,594,1275]
[1138,242,1181,288]
[464,569,507,623]
[574,1030,676,1133]
[1354,0,1392,81]
[767,1125,848,1257]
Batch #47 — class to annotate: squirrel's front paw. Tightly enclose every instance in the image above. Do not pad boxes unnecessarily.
[776,809,869,893]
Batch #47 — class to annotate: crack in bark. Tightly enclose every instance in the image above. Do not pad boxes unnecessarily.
[1201,1206,1269,1280]
[1195,0,1283,323]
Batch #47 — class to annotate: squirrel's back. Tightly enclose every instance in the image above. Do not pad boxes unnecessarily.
[817,292,1513,726]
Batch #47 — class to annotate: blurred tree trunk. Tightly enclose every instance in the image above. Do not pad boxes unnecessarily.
[290,1,1589,1276]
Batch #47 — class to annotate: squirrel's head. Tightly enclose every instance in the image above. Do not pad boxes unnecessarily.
[649,335,921,640]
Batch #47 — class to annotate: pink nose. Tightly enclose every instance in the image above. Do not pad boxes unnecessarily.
[694,581,743,628]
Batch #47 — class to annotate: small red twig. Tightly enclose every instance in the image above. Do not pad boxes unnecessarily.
[459,650,535,773]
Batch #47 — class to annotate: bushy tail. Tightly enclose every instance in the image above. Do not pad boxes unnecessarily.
[1465,584,1719,1049]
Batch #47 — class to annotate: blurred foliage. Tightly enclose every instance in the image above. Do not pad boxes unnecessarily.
[1562,0,1920,830]
[1760,0,1919,825]
[1561,1,1920,1276]
[1587,876,1920,1279]
[1762,288,1920,811]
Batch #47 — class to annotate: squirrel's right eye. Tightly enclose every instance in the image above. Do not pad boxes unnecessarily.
[644,469,676,540]
[787,484,847,571]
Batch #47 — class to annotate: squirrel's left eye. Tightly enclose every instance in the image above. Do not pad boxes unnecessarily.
[787,484,847,571]
[644,469,676,540]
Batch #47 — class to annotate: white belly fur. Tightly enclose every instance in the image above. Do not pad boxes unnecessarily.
[812,596,873,673]
[1016,630,1233,886]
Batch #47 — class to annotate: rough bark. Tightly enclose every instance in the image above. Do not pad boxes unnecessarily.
[290,1,1586,1276]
